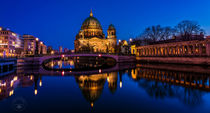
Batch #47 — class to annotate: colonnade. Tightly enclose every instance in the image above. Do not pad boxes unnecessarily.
[136,40,210,57]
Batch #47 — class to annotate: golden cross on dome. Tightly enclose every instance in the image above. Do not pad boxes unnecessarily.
[90,9,93,17]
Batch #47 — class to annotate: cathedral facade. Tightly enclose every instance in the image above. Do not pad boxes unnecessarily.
[74,10,117,53]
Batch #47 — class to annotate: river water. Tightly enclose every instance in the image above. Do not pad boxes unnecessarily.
[0,58,210,113]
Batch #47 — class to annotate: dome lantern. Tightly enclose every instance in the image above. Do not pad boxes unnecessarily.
[90,9,93,17]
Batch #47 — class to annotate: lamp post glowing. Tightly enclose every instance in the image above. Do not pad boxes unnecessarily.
[99,69,102,73]
[129,38,132,42]
[35,38,39,55]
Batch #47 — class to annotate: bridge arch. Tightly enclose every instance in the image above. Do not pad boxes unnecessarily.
[39,53,118,66]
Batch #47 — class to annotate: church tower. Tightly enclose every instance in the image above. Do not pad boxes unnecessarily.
[107,24,117,53]
[107,24,116,39]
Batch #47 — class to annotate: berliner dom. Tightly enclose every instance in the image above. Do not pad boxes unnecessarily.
[74,10,117,53]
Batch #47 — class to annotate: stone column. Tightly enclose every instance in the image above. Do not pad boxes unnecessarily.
[155,48,157,56]
[199,44,202,56]
[192,44,195,56]
[187,45,191,56]
[167,47,169,56]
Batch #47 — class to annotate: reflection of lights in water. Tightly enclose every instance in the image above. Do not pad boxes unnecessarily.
[13,76,18,81]
[34,89,38,95]
[58,61,63,69]
[107,76,109,82]
[120,81,122,88]
[39,80,42,87]
[91,102,94,108]
[9,90,14,96]
[30,76,33,80]
[62,71,65,76]
[10,80,14,87]
[51,62,54,68]
[70,60,74,66]
[99,69,101,73]
[0,82,6,87]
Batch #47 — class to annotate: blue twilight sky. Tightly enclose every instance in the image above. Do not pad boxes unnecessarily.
[1,0,210,49]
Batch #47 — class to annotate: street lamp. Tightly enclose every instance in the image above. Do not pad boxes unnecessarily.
[129,38,132,42]
[40,42,43,54]
[35,38,39,55]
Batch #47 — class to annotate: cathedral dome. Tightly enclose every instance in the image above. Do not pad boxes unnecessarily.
[81,10,102,30]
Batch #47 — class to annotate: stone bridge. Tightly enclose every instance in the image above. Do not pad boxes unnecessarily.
[19,63,136,76]
[22,53,136,66]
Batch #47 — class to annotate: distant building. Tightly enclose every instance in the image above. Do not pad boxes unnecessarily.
[119,40,130,54]
[74,10,117,53]
[206,35,210,39]
[47,46,53,54]
[59,46,63,53]
[23,35,47,56]
[0,27,23,57]
[64,48,69,53]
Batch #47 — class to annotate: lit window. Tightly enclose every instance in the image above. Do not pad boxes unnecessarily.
[12,33,16,36]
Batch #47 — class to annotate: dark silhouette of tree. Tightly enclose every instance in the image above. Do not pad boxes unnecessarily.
[175,20,205,39]
[133,20,206,46]
[138,25,175,42]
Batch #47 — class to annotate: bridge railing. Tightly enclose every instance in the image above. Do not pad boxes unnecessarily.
[23,52,136,58]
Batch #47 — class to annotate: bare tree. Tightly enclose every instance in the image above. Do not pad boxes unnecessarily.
[140,25,174,42]
[175,20,204,39]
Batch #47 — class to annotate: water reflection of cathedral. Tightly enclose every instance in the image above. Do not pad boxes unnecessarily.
[75,72,119,107]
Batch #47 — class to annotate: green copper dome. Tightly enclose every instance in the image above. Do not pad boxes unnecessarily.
[81,10,102,30]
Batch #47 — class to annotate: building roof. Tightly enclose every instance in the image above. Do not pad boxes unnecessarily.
[108,24,116,30]
[81,10,102,30]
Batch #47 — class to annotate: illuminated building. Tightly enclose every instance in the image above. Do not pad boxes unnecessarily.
[0,27,23,57]
[23,35,47,56]
[119,40,130,54]
[131,45,136,55]
[47,46,53,54]
[74,10,117,53]
[135,34,209,57]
